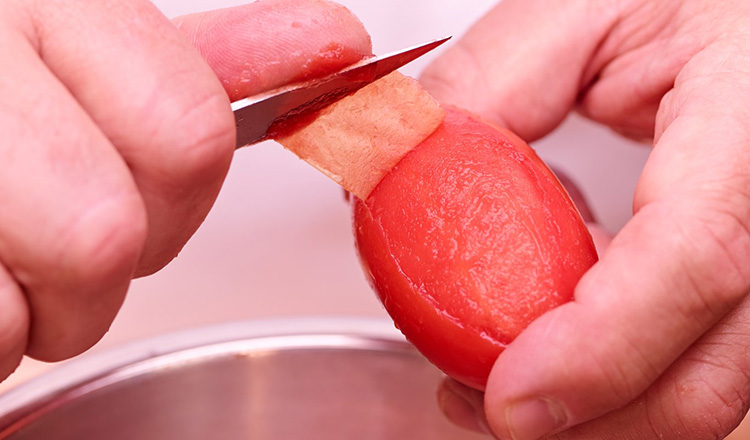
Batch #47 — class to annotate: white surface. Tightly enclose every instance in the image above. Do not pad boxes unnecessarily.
[1,0,649,391]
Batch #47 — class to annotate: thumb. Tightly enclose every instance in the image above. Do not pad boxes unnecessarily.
[483,40,750,440]
[174,0,373,101]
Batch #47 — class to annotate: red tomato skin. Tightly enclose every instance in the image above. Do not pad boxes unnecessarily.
[353,108,598,390]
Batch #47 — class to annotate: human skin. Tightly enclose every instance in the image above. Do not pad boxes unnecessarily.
[419,0,750,439]
[0,0,370,381]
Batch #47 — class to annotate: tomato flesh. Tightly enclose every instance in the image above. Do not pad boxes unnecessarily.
[353,108,598,389]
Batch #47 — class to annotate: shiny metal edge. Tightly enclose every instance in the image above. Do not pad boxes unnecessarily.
[230,36,451,111]
[0,317,408,435]
[232,36,451,147]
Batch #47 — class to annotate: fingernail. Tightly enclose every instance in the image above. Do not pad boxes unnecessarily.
[505,397,566,440]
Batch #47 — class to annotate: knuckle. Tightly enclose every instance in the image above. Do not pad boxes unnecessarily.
[695,381,750,438]
[636,197,750,321]
[25,192,146,362]
[562,307,665,406]
[594,331,662,403]
[644,312,750,440]
[56,192,147,285]
[148,90,235,187]
[683,202,750,311]
[652,373,749,439]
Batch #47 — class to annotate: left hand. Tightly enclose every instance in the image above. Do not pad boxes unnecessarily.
[0,0,371,382]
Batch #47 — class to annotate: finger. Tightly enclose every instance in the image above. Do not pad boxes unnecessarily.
[438,378,493,436]
[0,26,146,360]
[1,0,370,362]
[549,168,613,253]
[419,0,623,141]
[483,39,750,439]
[175,0,373,101]
[20,0,235,275]
[586,224,612,256]
[575,2,700,142]
[420,1,700,143]
[453,296,750,440]
[28,0,372,276]
[0,264,29,381]
[551,295,750,440]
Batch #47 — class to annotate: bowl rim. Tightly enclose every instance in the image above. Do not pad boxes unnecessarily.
[0,316,407,435]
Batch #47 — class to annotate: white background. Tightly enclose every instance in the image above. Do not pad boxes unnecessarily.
[2,0,650,390]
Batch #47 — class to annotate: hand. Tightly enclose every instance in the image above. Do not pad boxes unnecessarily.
[0,0,370,381]
[421,0,750,439]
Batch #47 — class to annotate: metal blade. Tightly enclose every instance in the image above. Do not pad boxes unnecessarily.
[232,36,450,147]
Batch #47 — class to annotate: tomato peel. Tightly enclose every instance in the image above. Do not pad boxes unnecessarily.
[274,72,444,199]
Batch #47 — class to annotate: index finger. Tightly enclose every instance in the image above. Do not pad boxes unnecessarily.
[419,0,623,141]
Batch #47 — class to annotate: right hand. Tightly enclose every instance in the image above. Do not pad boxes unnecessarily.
[0,0,370,382]
[421,0,750,438]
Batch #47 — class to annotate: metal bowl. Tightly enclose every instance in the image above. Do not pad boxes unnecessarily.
[0,318,486,439]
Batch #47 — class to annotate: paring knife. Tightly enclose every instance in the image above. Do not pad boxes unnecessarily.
[231,36,451,148]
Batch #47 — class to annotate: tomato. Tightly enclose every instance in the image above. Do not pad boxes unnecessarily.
[353,107,598,389]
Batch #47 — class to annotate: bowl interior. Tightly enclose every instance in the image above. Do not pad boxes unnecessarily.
[1,331,487,440]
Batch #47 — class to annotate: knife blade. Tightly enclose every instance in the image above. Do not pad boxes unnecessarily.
[231,36,450,148]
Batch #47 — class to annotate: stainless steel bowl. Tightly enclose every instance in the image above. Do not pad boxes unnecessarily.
[0,318,487,439]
